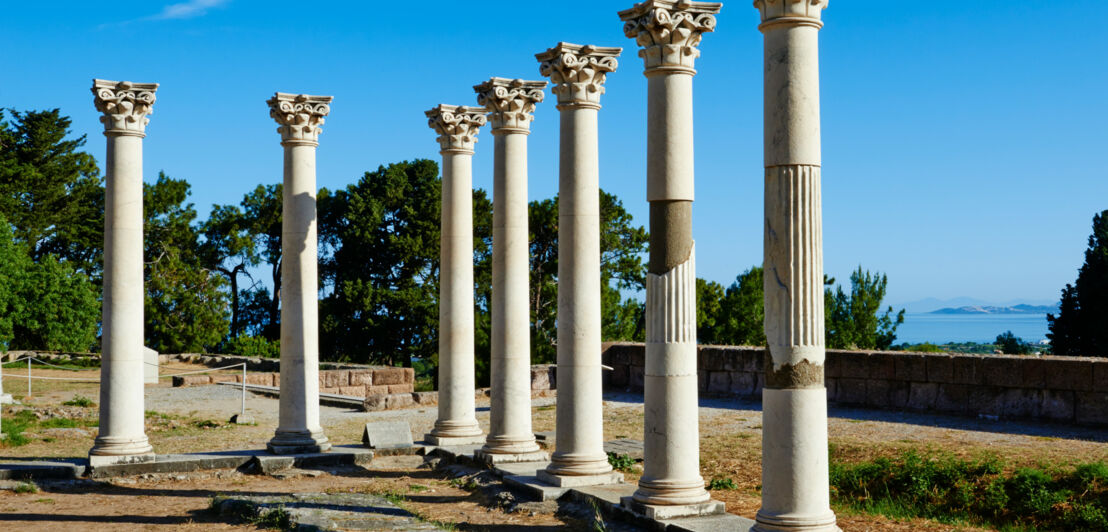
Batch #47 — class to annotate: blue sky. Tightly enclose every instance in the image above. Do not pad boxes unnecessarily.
[2,0,1106,308]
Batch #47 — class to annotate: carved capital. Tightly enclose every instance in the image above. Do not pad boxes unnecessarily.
[267,92,332,146]
[473,78,547,133]
[426,104,487,153]
[535,42,620,109]
[754,0,827,30]
[92,79,158,137]
[619,1,721,74]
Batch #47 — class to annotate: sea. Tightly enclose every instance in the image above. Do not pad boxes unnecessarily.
[895,313,1050,345]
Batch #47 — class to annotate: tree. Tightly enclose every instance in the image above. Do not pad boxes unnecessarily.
[826,267,905,350]
[995,331,1031,355]
[199,204,258,338]
[696,278,726,344]
[718,266,766,346]
[1048,211,1108,357]
[0,109,103,275]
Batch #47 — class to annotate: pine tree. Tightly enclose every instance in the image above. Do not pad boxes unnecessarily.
[1048,211,1108,357]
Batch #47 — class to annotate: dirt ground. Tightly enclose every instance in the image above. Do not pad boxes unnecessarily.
[2,364,1106,530]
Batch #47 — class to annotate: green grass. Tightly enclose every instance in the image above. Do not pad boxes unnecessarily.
[1,358,100,370]
[62,395,95,407]
[13,482,38,494]
[708,477,738,491]
[830,450,1108,531]
[1,407,99,447]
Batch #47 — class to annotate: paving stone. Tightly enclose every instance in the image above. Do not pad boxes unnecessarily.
[362,421,414,450]
[213,492,439,531]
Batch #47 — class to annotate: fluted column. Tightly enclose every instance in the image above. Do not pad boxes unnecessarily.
[89,79,158,466]
[473,79,550,463]
[534,43,625,488]
[619,1,724,518]
[754,1,838,531]
[266,92,332,454]
[425,105,487,446]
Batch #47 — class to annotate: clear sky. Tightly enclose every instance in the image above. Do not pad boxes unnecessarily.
[2,0,1106,308]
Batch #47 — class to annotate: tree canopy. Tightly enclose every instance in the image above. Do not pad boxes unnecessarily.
[1048,210,1108,357]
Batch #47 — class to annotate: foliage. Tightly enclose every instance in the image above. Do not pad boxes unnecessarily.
[719,266,766,346]
[1049,210,1108,357]
[0,109,103,275]
[891,342,945,353]
[830,450,1108,530]
[708,477,738,491]
[995,331,1031,355]
[607,452,636,472]
[220,334,279,359]
[62,395,95,407]
[825,267,905,350]
[696,278,726,344]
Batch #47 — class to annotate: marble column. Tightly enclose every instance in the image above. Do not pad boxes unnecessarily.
[89,79,158,466]
[619,1,724,518]
[754,1,838,530]
[425,104,487,446]
[473,79,550,464]
[534,43,624,488]
[266,92,332,454]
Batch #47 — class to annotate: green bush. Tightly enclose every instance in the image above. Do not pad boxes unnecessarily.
[607,452,635,473]
[708,477,738,491]
[221,334,279,359]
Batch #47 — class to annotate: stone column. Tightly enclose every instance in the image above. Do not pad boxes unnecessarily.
[266,92,332,454]
[473,79,550,464]
[618,1,724,518]
[89,79,158,466]
[754,2,838,531]
[534,43,624,488]
[425,104,487,446]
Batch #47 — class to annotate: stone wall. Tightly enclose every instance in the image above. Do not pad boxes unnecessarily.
[173,367,414,398]
[601,342,1108,427]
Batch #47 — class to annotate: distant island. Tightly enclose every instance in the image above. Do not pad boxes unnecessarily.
[929,304,1058,315]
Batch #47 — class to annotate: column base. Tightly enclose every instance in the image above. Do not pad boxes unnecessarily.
[267,429,330,455]
[476,448,550,465]
[622,496,726,520]
[424,433,487,446]
[537,469,623,488]
[426,419,484,446]
[753,510,840,532]
[89,434,154,466]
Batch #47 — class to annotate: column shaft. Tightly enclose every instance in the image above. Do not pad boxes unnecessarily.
[429,150,483,442]
[92,132,153,462]
[756,2,838,530]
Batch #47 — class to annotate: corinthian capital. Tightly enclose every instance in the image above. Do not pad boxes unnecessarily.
[535,43,621,109]
[426,104,487,154]
[92,79,158,137]
[267,92,332,146]
[754,0,827,29]
[473,78,547,133]
[619,0,721,74]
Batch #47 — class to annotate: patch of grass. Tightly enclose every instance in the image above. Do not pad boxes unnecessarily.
[251,505,292,530]
[191,419,221,429]
[62,395,96,407]
[708,477,738,491]
[13,482,38,494]
[34,498,54,504]
[408,484,429,493]
[536,405,556,411]
[830,449,1108,531]
[607,452,635,473]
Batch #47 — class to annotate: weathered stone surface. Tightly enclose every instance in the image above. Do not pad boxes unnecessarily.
[349,371,373,386]
[981,357,1023,388]
[824,352,841,378]
[838,351,867,378]
[245,373,272,386]
[1075,392,1108,425]
[935,384,972,414]
[413,392,437,405]
[867,353,897,380]
[1095,360,1108,390]
[339,386,364,397]
[385,393,415,409]
[1041,389,1075,421]
[363,395,387,411]
[894,354,927,382]
[865,379,890,407]
[907,382,938,410]
[838,378,866,404]
[1022,358,1047,388]
[373,368,407,386]
[708,372,730,393]
[610,364,630,388]
[210,374,237,384]
[365,385,390,396]
[1045,359,1094,391]
[730,372,757,396]
[320,370,348,389]
[951,356,978,384]
[174,375,211,387]
[630,366,645,390]
[362,421,413,449]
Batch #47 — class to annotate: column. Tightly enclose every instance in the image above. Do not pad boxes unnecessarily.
[425,104,487,446]
[89,79,158,466]
[754,1,839,530]
[535,43,624,488]
[266,92,332,454]
[473,79,549,463]
[619,1,724,518]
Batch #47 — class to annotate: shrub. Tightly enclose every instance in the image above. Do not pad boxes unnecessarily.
[708,477,738,491]
[607,452,635,473]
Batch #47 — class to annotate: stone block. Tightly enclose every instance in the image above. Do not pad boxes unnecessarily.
[606,345,631,365]
[895,353,928,382]
[630,366,645,391]
[700,347,724,371]
[981,357,1024,388]
[531,365,555,390]
[173,375,211,387]
[143,347,159,384]
[730,371,757,396]
[865,379,890,407]
[385,393,415,409]
[720,349,743,372]
[630,347,646,367]
[951,356,978,384]
[349,371,373,386]
[825,378,837,401]
[1022,358,1047,388]
[365,385,389,396]
[741,348,764,373]
[926,355,954,383]
[907,382,938,410]
[697,369,707,392]
[610,364,629,388]
[753,372,765,395]
[373,368,407,386]
[321,387,340,395]
[838,351,867,379]
[867,352,897,380]
[995,388,1041,419]
[1093,360,1108,391]
[413,391,437,405]
[245,373,271,386]
[1041,389,1075,421]
[363,395,386,411]
[339,386,365,397]
[1045,359,1094,391]
[935,384,972,414]
[210,374,237,384]
[887,380,910,408]
[388,384,413,394]
[1075,392,1108,425]
[837,378,866,404]
[707,371,730,394]
[361,421,413,449]
[824,352,841,378]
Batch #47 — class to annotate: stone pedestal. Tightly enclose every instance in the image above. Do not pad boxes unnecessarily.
[89,79,157,466]
[425,105,487,447]
[754,1,839,530]
[473,78,549,464]
[266,92,332,455]
[143,347,159,385]
[535,42,623,486]
[619,1,722,515]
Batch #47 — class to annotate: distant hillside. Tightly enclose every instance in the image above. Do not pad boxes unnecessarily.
[929,304,1058,315]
